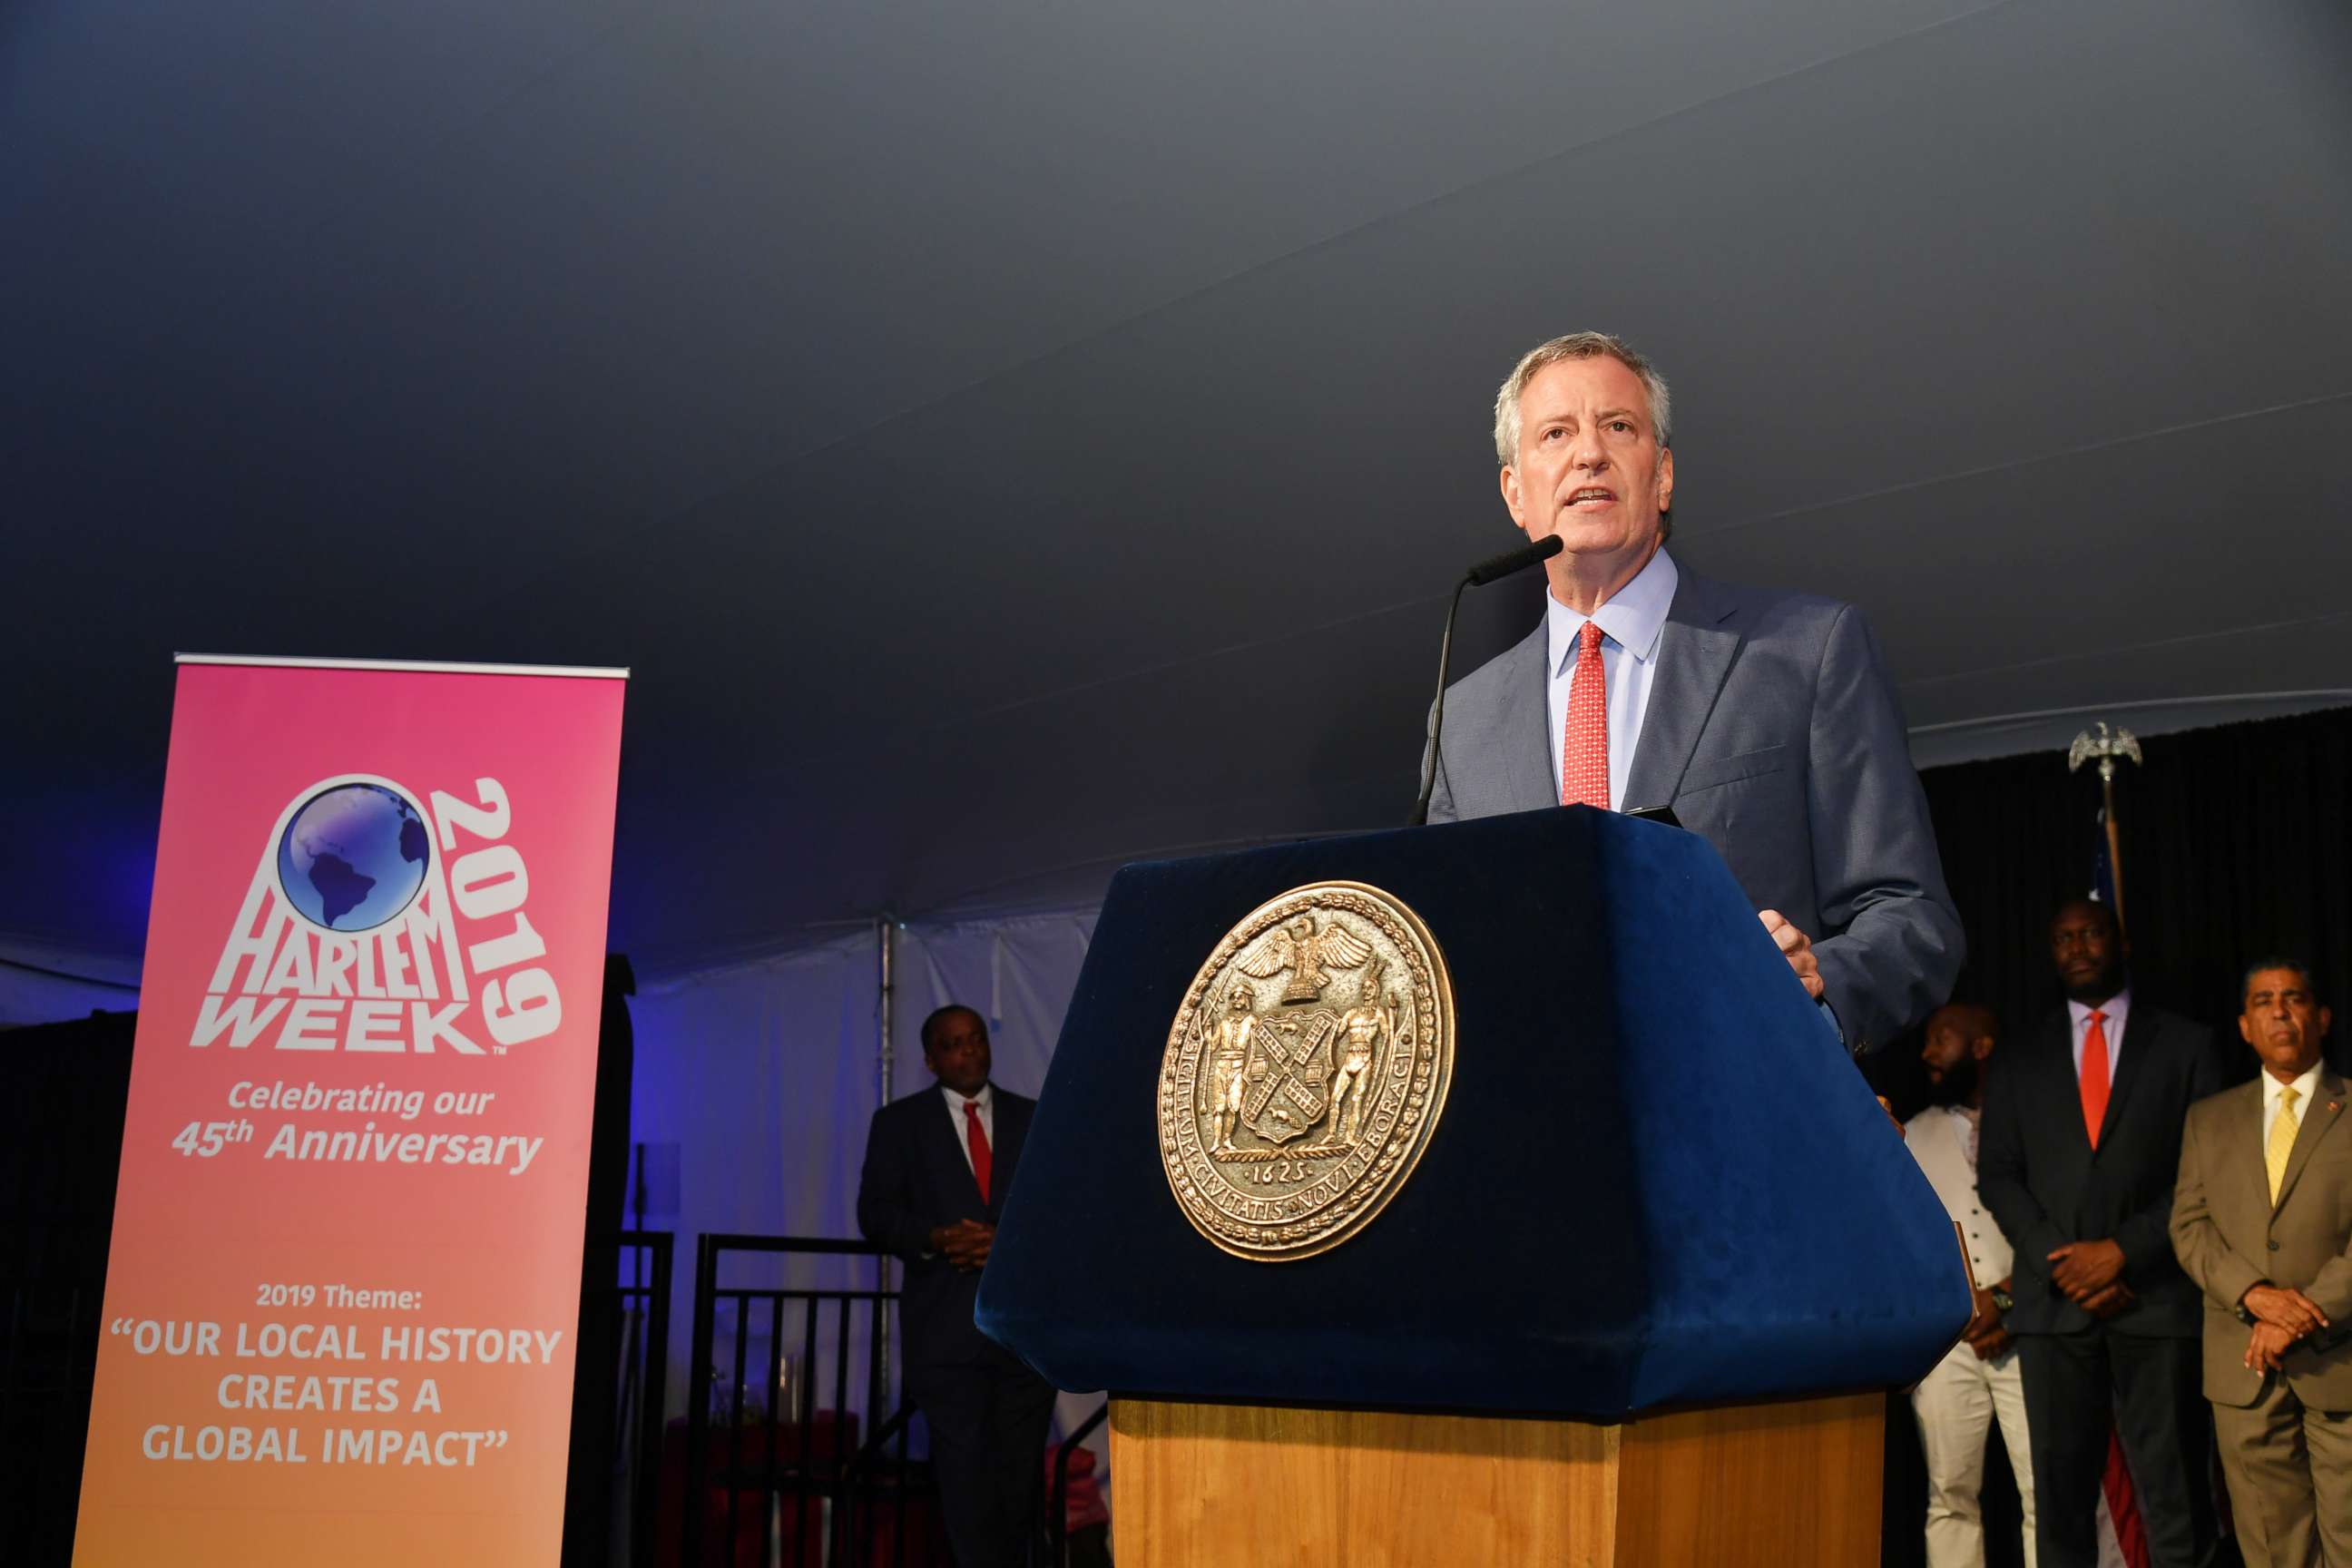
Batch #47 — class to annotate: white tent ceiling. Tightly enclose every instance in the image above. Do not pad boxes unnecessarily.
[7,0,2349,975]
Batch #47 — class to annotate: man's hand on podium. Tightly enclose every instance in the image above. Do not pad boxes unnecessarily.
[1758,909,1823,1000]
[928,1220,996,1271]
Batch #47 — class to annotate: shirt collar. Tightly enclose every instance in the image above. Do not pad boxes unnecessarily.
[941,1082,993,1113]
[2067,986,2130,1030]
[1547,546,1679,676]
[2265,1063,2323,1109]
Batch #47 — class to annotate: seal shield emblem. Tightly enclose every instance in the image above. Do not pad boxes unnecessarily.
[1158,881,1455,1261]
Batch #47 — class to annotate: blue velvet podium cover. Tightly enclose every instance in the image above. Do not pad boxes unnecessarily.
[977,807,1971,1417]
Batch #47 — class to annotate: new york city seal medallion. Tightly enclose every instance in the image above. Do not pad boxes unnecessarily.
[1158,881,1455,1261]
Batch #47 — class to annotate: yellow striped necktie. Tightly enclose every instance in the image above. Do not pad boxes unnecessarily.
[2268,1085,2302,1204]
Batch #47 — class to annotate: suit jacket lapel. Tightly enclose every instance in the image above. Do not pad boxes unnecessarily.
[2094,1004,2154,1152]
[2214,1080,2269,1227]
[1622,569,1743,811]
[2043,1013,2092,1155]
[2276,1069,2347,1211]
[928,1089,989,1210]
[1485,620,1556,814]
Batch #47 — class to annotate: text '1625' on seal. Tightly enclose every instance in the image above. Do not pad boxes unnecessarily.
[1157,881,1455,1261]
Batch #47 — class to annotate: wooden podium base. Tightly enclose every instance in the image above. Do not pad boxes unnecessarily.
[1108,1391,1883,1567]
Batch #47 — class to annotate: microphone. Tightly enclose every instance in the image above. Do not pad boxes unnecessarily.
[1410,534,1563,826]
[1464,536,1563,587]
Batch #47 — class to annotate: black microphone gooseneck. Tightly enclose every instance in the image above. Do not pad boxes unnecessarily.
[1408,534,1563,826]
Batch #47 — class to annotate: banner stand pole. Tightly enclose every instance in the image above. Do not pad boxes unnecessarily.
[875,915,897,1416]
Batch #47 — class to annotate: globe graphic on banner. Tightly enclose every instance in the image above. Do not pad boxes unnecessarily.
[275,782,432,931]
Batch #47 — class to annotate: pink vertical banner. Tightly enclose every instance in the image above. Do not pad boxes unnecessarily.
[74,656,626,1566]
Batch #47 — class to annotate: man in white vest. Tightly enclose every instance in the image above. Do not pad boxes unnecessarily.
[1907,1002,2038,1566]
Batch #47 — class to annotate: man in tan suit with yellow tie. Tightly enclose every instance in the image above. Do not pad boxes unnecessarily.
[2171,959,2347,1566]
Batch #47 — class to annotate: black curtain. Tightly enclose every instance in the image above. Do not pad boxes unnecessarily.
[0,1010,137,1568]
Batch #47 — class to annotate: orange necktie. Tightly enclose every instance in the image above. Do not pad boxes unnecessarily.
[2079,1010,2111,1148]
[1561,620,1610,809]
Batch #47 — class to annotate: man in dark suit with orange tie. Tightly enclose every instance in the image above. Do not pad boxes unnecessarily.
[858,1004,1056,1568]
[1979,898,2230,1567]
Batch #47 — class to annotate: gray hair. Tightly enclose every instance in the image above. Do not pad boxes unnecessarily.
[1492,331,1673,466]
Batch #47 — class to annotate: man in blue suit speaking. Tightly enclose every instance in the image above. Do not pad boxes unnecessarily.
[1420,331,1961,1052]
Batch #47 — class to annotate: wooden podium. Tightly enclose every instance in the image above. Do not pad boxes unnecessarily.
[975,810,1966,1564]
[1108,1393,1884,1568]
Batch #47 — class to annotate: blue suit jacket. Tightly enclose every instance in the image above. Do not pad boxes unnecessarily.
[1421,564,1962,1051]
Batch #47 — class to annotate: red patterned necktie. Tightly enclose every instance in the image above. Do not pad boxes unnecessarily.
[964,1098,993,1204]
[2079,1011,2111,1148]
[1561,619,1610,809]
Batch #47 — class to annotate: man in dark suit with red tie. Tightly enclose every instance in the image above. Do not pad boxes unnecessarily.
[858,1004,1057,1568]
[1979,898,2230,1567]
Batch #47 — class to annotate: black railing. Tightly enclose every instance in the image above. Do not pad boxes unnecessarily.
[682,1235,928,1568]
[837,1397,925,1568]
[614,1229,672,1568]
[1047,1399,1110,1568]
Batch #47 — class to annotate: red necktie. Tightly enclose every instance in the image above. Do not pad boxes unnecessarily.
[1561,619,1610,809]
[964,1098,993,1205]
[2079,1010,2111,1148]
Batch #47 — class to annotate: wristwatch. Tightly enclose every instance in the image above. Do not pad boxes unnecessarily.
[1990,1286,2014,1315]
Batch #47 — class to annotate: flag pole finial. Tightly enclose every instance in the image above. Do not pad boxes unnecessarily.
[2066,722,2143,934]
[2067,720,2143,785]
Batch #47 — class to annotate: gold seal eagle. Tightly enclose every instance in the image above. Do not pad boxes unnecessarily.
[1157,882,1455,1261]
